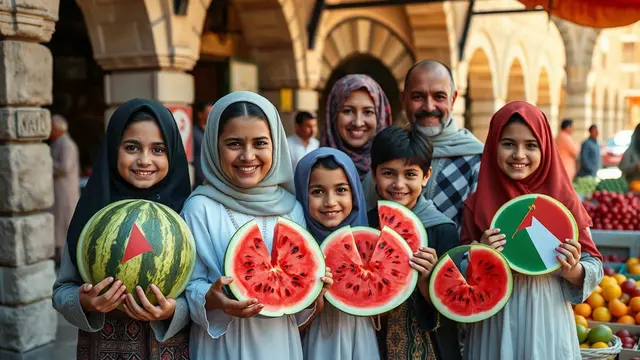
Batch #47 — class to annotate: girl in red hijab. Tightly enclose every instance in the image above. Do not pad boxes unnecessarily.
[461,101,603,360]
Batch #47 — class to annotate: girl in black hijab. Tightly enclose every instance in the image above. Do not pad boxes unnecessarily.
[52,99,192,359]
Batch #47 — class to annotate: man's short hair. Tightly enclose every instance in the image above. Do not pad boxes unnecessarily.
[371,125,434,174]
[295,111,315,125]
[403,60,456,94]
[197,100,216,115]
[560,119,573,130]
[589,124,598,132]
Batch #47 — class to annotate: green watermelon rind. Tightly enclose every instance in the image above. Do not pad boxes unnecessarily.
[76,199,197,302]
[223,216,325,317]
[378,200,428,249]
[429,244,513,323]
[490,193,578,276]
[321,226,419,317]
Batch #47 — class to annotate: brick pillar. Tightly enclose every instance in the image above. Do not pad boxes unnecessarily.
[104,70,196,186]
[0,1,60,359]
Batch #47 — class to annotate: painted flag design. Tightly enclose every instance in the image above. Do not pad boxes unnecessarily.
[494,195,575,274]
[121,223,155,264]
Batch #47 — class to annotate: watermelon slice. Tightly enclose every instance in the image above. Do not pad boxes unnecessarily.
[224,217,325,317]
[321,226,418,316]
[429,244,513,323]
[377,200,428,252]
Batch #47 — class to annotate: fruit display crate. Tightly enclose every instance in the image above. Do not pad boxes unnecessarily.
[588,321,640,360]
[592,230,640,260]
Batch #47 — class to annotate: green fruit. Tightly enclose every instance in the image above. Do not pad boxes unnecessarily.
[587,324,613,344]
[577,324,589,344]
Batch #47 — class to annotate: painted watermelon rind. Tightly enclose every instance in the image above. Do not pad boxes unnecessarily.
[76,199,197,302]
[429,244,513,323]
[490,193,578,276]
[378,200,429,249]
[224,216,325,317]
[321,225,419,316]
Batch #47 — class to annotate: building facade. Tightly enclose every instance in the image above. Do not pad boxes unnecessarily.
[0,0,639,357]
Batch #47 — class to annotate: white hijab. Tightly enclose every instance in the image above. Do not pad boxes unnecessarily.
[188,91,297,216]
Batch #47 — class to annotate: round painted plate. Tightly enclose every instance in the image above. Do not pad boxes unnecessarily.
[490,194,578,276]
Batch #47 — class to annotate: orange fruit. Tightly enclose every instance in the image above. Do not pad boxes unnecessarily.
[587,293,606,309]
[593,285,603,294]
[593,307,612,322]
[609,299,628,318]
[630,264,640,275]
[575,314,589,327]
[630,297,640,312]
[591,341,609,349]
[635,312,640,324]
[628,258,640,267]
[601,276,617,288]
[617,315,636,324]
[603,285,622,302]
[574,303,592,318]
[580,343,590,348]
[615,274,627,285]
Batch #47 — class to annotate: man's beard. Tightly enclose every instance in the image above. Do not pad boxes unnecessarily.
[413,108,451,137]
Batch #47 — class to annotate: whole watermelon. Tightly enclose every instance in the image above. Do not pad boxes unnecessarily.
[77,199,196,305]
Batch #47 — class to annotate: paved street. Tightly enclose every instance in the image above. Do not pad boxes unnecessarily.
[53,312,77,360]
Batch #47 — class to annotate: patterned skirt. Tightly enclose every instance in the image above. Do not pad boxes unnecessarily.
[77,311,190,360]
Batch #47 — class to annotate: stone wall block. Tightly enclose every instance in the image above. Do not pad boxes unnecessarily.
[0,144,53,212]
[0,299,57,352]
[0,108,51,141]
[0,261,55,305]
[0,214,54,267]
[0,0,59,42]
[0,41,53,106]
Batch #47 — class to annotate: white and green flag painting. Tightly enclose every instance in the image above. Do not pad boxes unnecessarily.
[491,194,578,275]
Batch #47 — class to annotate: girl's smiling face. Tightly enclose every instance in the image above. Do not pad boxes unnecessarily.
[336,89,377,149]
[218,116,273,188]
[117,120,169,188]
[497,120,541,180]
[307,165,353,228]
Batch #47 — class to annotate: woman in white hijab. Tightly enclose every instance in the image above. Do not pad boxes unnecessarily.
[182,91,326,359]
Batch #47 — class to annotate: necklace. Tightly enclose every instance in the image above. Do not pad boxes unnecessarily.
[225,206,268,237]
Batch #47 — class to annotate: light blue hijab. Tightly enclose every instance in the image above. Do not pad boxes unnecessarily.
[294,148,369,243]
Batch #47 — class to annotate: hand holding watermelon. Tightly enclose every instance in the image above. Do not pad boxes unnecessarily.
[205,276,264,318]
[409,247,438,299]
[312,266,334,313]
[122,284,176,321]
[79,277,127,313]
[479,229,506,252]
[555,239,584,285]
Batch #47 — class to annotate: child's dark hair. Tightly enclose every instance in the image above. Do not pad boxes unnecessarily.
[311,156,341,171]
[505,112,527,126]
[218,101,268,135]
[371,125,433,173]
[125,110,156,130]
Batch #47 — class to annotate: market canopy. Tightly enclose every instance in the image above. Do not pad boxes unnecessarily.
[519,0,640,28]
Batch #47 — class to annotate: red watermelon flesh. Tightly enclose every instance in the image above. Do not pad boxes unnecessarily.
[224,217,325,317]
[377,200,428,252]
[321,226,418,316]
[429,245,512,323]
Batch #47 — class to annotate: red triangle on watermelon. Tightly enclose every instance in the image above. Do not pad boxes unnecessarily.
[121,223,154,264]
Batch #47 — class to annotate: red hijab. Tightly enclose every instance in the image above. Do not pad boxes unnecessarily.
[461,101,602,261]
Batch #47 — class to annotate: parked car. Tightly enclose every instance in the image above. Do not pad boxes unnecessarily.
[601,130,634,167]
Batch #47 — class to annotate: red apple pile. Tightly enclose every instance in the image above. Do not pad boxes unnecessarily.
[616,329,639,349]
[583,191,640,231]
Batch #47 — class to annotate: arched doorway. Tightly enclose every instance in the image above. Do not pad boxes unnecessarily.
[536,67,554,131]
[465,48,497,142]
[506,59,526,102]
[319,54,402,131]
[47,0,105,176]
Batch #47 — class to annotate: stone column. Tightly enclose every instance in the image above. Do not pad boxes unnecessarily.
[563,91,591,143]
[0,1,59,359]
[262,89,319,137]
[538,103,559,135]
[104,70,196,185]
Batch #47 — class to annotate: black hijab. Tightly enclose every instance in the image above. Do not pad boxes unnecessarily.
[67,98,191,266]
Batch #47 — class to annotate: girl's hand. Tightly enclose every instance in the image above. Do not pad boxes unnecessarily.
[205,276,263,318]
[122,284,176,321]
[314,267,333,312]
[79,277,127,313]
[410,247,438,301]
[556,239,584,285]
[480,229,506,252]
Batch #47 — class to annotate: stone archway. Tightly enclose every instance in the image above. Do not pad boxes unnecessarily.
[506,58,527,103]
[317,17,415,91]
[536,67,556,131]
[465,47,498,142]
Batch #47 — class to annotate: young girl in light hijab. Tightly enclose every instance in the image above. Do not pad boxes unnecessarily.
[294,147,380,360]
[53,99,192,359]
[182,91,331,360]
[322,74,393,180]
[461,101,603,360]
